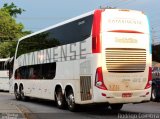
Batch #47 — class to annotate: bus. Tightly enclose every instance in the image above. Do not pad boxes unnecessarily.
[0,58,10,91]
[10,9,151,111]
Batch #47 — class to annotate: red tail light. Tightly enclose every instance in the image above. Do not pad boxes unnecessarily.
[145,67,152,89]
[95,67,107,90]
[92,10,103,53]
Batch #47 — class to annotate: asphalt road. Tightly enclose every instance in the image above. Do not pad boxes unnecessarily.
[0,92,160,119]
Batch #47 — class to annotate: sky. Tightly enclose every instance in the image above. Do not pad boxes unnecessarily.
[0,0,160,44]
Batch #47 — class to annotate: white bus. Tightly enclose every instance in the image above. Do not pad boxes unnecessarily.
[10,9,151,111]
[0,58,10,91]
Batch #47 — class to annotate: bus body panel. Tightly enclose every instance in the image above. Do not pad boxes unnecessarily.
[0,58,10,91]
[101,33,150,91]
[101,9,149,34]
[0,71,9,91]
[93,87,151,103]
[92,9,151,103]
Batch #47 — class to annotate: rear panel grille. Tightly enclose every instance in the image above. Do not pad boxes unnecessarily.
[105,48,146,73]
[80,76,92,101]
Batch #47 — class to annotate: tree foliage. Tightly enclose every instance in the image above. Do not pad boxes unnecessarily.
[0,10,24,41]
[0,41,17,58]
[2,2,25,18]
[0,3,31,58]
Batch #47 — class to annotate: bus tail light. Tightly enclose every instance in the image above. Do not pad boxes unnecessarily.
[95,67,107,90]
[145,67,152,89]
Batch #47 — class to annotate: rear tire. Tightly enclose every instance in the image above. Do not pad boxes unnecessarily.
[14,85,21,100]
[65,89,77,112]
[110,104,123,110]
[151,85,158,101]
[19,85,30,101]
[55,88,65,109]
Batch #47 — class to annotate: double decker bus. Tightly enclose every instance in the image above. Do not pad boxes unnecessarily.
[10,9,151,111]
[0,58,10,91]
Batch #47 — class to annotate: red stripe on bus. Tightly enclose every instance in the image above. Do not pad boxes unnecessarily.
[108,30,144,34]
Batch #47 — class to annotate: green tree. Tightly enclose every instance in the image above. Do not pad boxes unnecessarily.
[0,9,24,41]
[0,3,31,58]
[0,41,17,58]
[2,2,25,17]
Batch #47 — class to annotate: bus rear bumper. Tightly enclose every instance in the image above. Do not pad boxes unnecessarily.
[93,88,151,104]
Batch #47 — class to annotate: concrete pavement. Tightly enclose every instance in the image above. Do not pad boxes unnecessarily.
[0,102,21,113]
[0,93,26,119]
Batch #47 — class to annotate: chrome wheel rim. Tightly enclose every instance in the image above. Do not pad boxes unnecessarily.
[56,92,62,106]
[152,88,156,100]
[67,94,75,108]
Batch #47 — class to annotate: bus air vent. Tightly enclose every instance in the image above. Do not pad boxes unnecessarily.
[105,48,146,73]
[80,76,92,101]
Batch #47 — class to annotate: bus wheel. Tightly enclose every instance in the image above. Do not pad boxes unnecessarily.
[55,88,65,109]
[110,104,123,110]
[151,85,158,101]
[19,85,29,101]
[66,89,76,111]
[14,85,21,100]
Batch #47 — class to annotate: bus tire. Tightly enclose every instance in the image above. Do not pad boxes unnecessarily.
[151,85,158,101]
[14,85,21,100]
[19,85,29,101]
[65,89,76,112]
[110,104,123,110]
[55,88,65,109]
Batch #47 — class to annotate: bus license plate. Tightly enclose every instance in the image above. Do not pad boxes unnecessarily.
[122,93,132,98]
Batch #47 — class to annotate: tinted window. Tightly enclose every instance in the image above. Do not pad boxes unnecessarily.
[0,61,5,70]
[0,61,9,70]
[15,62,56,80]
[49,15,93,44]
[17,15,93,58]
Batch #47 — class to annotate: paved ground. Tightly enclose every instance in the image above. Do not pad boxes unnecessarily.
[0,93,25,119]
[1,92,160,119]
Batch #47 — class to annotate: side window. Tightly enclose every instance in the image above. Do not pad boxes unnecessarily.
[0,62,3,70]
[14,62,56,80]
[0,61,5,70]
[48,15,93,45]
[8,58,14,79]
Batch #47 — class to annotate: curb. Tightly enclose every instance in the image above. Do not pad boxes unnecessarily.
[16,104,39,119]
